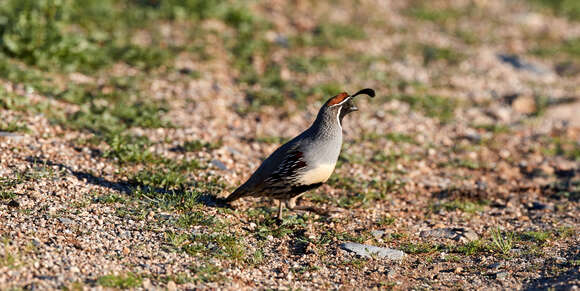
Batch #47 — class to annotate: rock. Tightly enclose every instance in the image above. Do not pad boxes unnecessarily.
[512,95,536,114]
[340,242,405,260]
[497,54,549,75]
[58,217,73,225]
[463,132,482,143]
[420,228,479,243]
[142,278,154,291]
[166,281,177,291]
[488,106,512,122]
[210,159,228,171]
[226,146,242,156]
[0,132,24,140]
[371,230,386,240]
[496,271,509,279]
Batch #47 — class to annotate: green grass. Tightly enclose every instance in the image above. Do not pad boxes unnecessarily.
[376,216,396,226]
[361,132,417,144]
[392,94,458,123]
[473,124,511,134]
[177,211,220,228]
[291,23,367,48]
[103,134,156,164]
[179,232,246,262]
[454,239,487,256]
[439,158,485,170]
[0,120,28,133]
[531,37,580,59]
[325,177,402,209]
[541,137,580,161]
[432,199,487,214]
[407,3,464,23]
[422,44,465,66]
[519,231,552,244]
[93,193,126,204]
[97,273,142,289]
[490,228,514,256]
[401,242,440,254]
[0,0,187,73]
[529,0,580,20]
[180,140,222,152]
[191,264,225,283]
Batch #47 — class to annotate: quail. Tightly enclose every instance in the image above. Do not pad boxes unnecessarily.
[226,88,375,219]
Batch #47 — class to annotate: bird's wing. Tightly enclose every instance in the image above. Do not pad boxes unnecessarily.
[262,149,308,190]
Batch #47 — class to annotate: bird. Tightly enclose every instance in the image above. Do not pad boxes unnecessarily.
[226,88,375,219]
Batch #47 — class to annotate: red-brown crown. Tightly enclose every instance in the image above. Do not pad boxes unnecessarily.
[326,92,349,106]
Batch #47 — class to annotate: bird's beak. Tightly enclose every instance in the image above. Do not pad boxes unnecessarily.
[342,98,358,113]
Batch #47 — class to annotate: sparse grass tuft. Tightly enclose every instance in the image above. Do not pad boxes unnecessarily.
[454,239,487,256]
[401,242,440,254]
[519,231,551,244]
[392,94,457,123]
[422,44,465,66]
[180,140,222,152]
[0,120,29,133]
[529,0,580,20]
[432,199,487,214]
[97,273,142,289]
[490,228,514,256]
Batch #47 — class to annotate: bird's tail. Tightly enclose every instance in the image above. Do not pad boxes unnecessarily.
[224,185,249,203]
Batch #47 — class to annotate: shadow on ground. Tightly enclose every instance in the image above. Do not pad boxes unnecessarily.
[523,245,580,290]
[24,157,227,207]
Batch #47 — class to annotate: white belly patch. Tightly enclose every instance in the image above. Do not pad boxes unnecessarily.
[298,164,335,185]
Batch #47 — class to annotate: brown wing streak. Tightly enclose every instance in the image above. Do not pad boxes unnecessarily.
[264,150,307,188]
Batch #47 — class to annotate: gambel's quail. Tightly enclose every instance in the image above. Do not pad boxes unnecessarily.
[226,88,375,219]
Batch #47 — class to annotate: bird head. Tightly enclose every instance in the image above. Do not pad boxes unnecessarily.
[323,88,375,125]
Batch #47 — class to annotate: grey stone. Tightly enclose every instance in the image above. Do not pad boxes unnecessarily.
[340,242,405,260]
[497,54,549,75]
[211,159,228,171]
[496,271,509,279]
[58,217,73,225]
[0,132,24,141]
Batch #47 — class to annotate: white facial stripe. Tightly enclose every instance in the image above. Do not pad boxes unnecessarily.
[336,106,342,130]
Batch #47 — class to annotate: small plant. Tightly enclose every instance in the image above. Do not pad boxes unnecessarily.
[454,239,486,256]
[520,231,551,244]
[0,120,29,133]
[392,94,458,123]
[422,44,465,66]
[377,216,396,226]
[401,242,440,254]
[191,264,225,283]
[97,273,142,289]
[433,199,486,214]
[490,228,514,255]
[180,140,222,152]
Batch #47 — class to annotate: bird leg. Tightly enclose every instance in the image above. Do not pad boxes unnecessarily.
[277,200,284,220]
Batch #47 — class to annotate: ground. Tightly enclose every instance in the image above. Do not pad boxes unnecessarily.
[0,0,579,290]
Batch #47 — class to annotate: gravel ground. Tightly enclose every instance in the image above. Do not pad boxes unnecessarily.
[1,0,579,290]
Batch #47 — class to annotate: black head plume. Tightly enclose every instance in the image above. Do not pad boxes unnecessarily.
[351,88,375,98]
